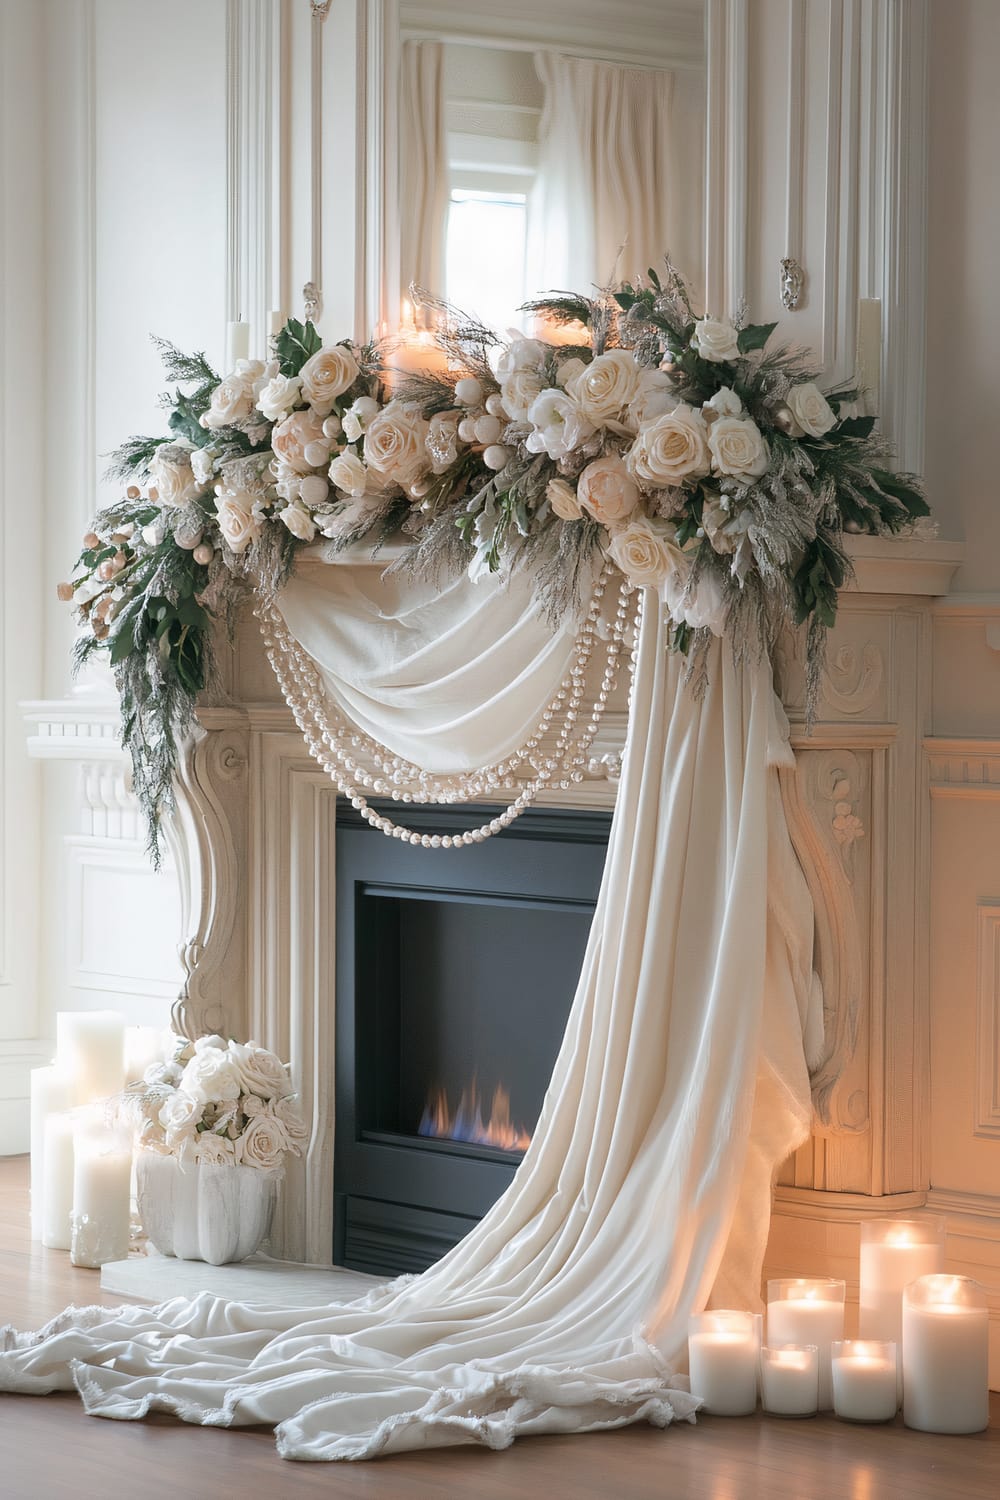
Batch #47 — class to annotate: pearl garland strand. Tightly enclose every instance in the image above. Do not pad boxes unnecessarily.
[256,564,638,848]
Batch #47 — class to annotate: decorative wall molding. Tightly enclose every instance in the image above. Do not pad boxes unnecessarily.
[974,903,1000,1140]
[782,0,805,306]
[705,0,748,316]
[925,737,1000,800]
[822,642,884,718]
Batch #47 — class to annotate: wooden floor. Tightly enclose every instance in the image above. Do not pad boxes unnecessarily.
[1,1156,997,1500]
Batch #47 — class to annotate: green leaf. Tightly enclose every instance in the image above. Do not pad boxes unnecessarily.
[835,415,877,440]
[737,321,778,355]
[275,317,323,377]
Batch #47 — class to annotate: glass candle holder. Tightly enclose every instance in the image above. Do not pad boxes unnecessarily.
[859,1217,945,1347]
[760,1344,818,1417]
[902,1275,989,1434]
[687,1310,758,1416]
[766,1278,845,1410]
[831,1340,898,1423]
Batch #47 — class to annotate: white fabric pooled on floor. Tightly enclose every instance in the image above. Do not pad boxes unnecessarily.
[0,577,820,1461]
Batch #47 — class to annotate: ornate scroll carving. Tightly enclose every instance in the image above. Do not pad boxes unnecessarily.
[779,752,867,1133]
[161,710,249,1041]
[822,642,884,717]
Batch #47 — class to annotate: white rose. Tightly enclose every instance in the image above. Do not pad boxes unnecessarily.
[704,386,743,419]
[328,449,371,498]
[363,402,430,486]
[192,1133,236,1165]
[524,389,595,461]
[691,316,740,363]
[555,357,588,390]
[271,1094,309,1147]
[148,444,200,507]
[342,395,381,443]
[158,1091,204,1144]
[785,382,837,438]
[144,1060,183,1089]
[229,1041,293,1099]
[607,517,687,590]
[425,411,461,474]
[500,367,546,423]
[271,409,328,475]
[193,1034,228,1052]
[566,350,643,426]
[191,448,216,486]
[707,415,769,480]
[300,345,360,415]
[495,337,547,379]
[215,489,262,554]
[200,372,255,430]
[234,1112,287,1170]
[279,503,317,542]
[626,403,710,487]
[626,369,678,429]
[256,373,302,423]
[576,456,640,526]
[546,477,583,521]
[178,1046,243,1105]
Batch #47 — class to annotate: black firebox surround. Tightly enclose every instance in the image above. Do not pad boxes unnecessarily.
[334,801,612,1277]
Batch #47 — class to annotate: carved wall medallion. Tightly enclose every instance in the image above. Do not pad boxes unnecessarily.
[822,642,884,717]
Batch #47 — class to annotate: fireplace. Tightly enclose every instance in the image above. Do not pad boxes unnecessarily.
[334,803,611,1276]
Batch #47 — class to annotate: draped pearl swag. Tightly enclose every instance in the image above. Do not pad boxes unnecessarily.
[0,558,823,1463]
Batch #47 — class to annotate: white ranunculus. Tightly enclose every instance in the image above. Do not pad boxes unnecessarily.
[566,350,643,426]
[300,345,361,415]
[626,369,678,429]
[363,402,430,486]
[179,1046,243,1105]
[546,477,583,521]
[328,449,371,498]
[271,409,328,475]
[342,395,381,443]
[192,1132,236,1165]
[149,443,200,507]
[215,488,263,554]
[256,373,302,423]
[229,1041,293,1100]
[690,316,741,364]
[200,372,256,430]
[707,414,769,480]
[704,385,743,419]
[607,517,687,590]
[279,503,317,542]
[495,336,548,380]
[626,403,710,488]
[499,367,545,423]
[524,388,595,461]
[785,381,837,438]
[576,456,640,526]
[425,411,461,474]
[234,1112,287,1170]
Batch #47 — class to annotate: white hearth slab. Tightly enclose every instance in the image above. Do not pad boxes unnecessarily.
[101,1252,380,1306]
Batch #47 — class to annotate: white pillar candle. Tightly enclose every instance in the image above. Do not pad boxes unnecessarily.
[859,1217,945,1346]
[831,1340,898,1423]
[760,1344,819,1417]
[268,308,286,338]
[29,1064,72,1240]
[225,319,250,369]
[56,1009,125,1105]
[687,1311,758,1416]
[41,1112,75,1249]
[903,1275,990,1434]
[766,1279,845,1410]
[71,1122,133,1268]
[123,1025,165,1085]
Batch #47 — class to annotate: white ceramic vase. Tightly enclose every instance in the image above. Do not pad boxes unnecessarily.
[136,1152,278,1265]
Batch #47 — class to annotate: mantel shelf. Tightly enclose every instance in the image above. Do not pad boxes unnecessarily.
[842,534,964,596]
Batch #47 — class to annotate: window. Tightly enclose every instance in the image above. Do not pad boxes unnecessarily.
[445,189,528,335]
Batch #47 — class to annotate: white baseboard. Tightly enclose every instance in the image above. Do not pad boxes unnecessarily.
[0,1038,51,1154]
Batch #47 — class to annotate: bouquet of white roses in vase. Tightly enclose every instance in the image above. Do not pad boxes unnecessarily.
[131,1033,308,1265]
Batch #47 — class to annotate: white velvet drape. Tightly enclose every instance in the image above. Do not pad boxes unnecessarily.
[527,54,705,298]
[1,561,821,1462]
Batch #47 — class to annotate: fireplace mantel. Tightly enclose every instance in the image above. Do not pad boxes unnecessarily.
[26,536,964,1266]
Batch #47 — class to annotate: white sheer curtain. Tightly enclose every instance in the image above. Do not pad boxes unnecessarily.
[527,53,705,297]
[398,40,448,312]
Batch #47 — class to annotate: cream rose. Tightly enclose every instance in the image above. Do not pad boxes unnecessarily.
[363,402,430,486]
[215,489,263,554]
[626,369,677,429]
[229,1041,293,1100]
[256,373,302,423]
[192,1133,236,1165]
[576,456,640,526]
[328,449,371,498]
[234,1113,287,1171]
[703,385,743,419]
[200,372,255,430]
[158,1091,203,1144]
[546,477,583,521]
[178,1047,243,1105]
[707,415,769,480]
[785,382,837,438]
[271,1094,309,1147]
[627,404,710,487]
[524,389,595,461]
[148,444,200,507]
[500,367,545,422]
[495,336,547,380]
[300,345,360,415]
[607,517,687,590]
[690,316,740,363]
[278,504,317,542]
[567,350,643,426]
[271,409,328,475]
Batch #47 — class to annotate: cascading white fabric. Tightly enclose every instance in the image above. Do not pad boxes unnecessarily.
[0,566,822,1462]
